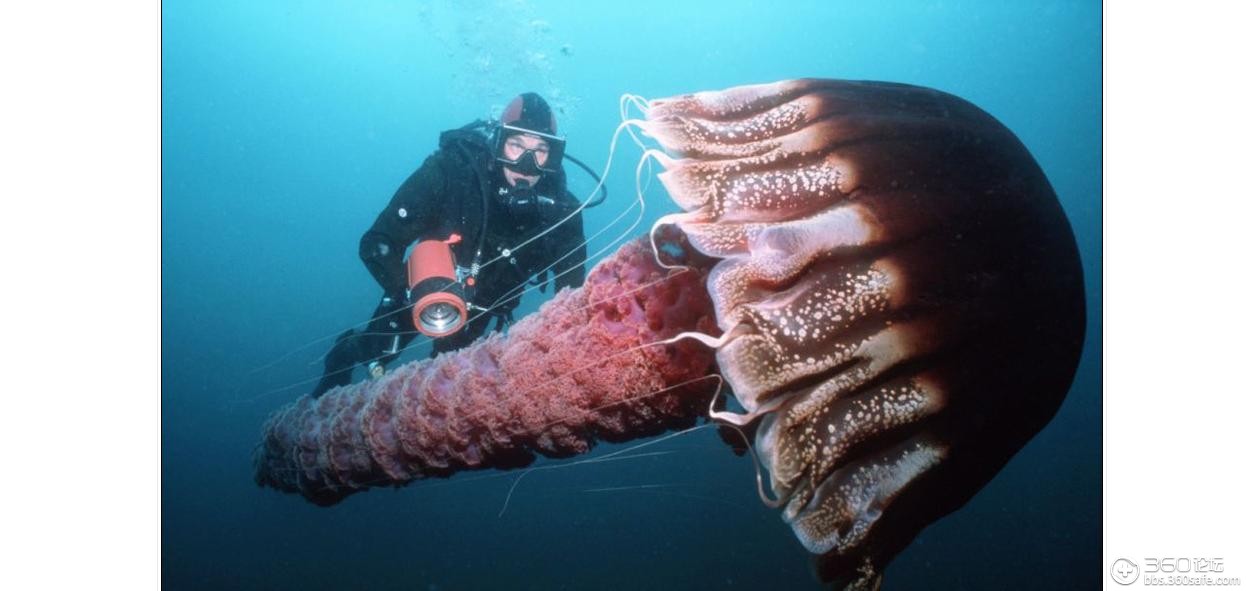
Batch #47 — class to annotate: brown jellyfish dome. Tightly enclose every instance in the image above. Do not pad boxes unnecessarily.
[640,79,1085,587]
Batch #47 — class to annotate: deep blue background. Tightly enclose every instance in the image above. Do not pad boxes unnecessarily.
[163,1,1101,589]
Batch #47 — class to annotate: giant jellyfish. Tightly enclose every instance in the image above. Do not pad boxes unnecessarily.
[254,79,1085,589]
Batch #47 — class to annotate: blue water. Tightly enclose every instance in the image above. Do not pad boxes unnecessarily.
[162,1,1101,589]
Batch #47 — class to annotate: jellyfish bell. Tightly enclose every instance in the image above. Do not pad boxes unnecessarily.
[640,79,1085,588]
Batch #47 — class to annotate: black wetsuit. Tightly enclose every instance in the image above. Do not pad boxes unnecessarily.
[311,127,587,398]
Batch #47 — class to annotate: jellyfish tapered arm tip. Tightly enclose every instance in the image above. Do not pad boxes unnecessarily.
[253,239,718,506]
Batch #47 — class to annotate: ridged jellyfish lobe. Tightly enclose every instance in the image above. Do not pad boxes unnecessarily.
[642,79,1085,587]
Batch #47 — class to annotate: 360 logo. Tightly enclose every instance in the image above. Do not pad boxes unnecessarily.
[1112,558,1140,585]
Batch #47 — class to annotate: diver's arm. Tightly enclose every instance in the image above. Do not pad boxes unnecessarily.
[359,155,447,295]
[551,200,587,291]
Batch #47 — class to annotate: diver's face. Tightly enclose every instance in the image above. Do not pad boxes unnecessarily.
[501,133,548,187]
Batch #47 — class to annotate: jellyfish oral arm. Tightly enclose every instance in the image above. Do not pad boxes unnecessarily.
[253,239,719,506]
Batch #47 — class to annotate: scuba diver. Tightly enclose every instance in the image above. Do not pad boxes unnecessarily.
[311,92,598,398]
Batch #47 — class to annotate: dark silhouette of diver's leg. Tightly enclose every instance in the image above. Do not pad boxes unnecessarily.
[311,329,360,398]
[311,294,413,398]
[361,294,416,368]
